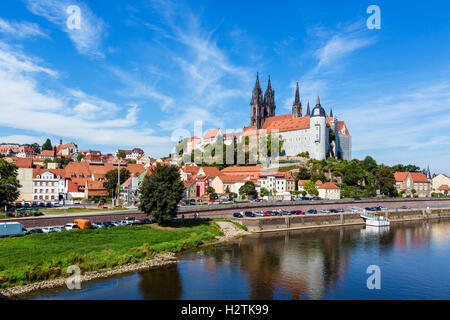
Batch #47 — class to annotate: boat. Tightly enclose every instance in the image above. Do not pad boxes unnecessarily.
[360,212,390,227]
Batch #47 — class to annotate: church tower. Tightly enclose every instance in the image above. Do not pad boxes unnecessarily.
[292,82,302,118]
[264,75,276,119]
[306,101,311,116]
[250,72,264,129]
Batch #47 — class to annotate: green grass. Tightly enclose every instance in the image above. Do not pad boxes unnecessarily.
[42,208,130,213]
[0,220,223,289]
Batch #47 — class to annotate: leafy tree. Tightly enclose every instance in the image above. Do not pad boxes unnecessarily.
[26,143,41,154]
[260,187,269,196]
[303,181,319,196]
[41,138,52,151]
[209,192,218,200]
[298,151,310,158]
[205,186,215,194]
[341,160,365,186]
[375,165,396,196]
[229,192,237,200]
[239,181,257,198]
[363,156,378,173]
[116,151,126,159]
[103,168,131,198]
[128,159,137,164]
[77,153,85,162]
[139,164,184,225]
[0,159,21,202]
[296,167,311,180]
[225,186,230,194]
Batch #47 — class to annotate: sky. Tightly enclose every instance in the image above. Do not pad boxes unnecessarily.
[0,0,449,174]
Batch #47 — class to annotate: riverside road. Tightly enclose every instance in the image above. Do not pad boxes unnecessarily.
[6,198,450,228]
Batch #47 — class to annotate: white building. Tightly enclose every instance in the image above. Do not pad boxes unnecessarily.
[32,169,66,202]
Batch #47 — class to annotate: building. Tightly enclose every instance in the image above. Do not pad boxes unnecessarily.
[32,169,66,202]
[211,174,251,195]
[219,166,262,179]
[257,172,296,194]
[437,185,449,196]
[394,172,431,197]
[298,180,323,194]
[431,174,450,193]
[182,74,351,161]
[317,182,341,200]
[56,141,78,156]
[117,148,145,160]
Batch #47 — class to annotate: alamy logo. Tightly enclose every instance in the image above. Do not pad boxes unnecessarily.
[366,265,381,290]
[66,5,81,30]
[66,265,81,290]
[366,5,381,30]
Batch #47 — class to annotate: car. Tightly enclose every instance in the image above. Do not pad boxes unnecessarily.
[290,210,305,215]
[29,228,43,234]
[41,227,56,233]
[244,211,256,217]
[311,197,322,201]
[23,202,31,208]
[380,207,388,211]
[15,202,23,208]
[31,202,38,207]
[0,222,29,237]
[400,206,410,209]
[74,200,81,205]
[307,209,318,214]
[321,209,331,213]
[354,197,362,200]
[263,211,272,216]
[92,222,105,229]
[138,218,152,224]
[111,221,123,227]
[65,223,79,230]
[233,212,243,218]
[254,198,263,202]
[329,209,338,213]
[53,226,66,232]
[281,211,291,215]
[45,202,53,208]
[365,207,375,211]
[335,208,345,212]
[38,202,45,208]
[350,207,363,213]
[52,202,61,207]
[254,211,264,217]
[102,221,114,228]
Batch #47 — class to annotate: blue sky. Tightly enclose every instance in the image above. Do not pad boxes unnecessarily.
[0,0,449,174]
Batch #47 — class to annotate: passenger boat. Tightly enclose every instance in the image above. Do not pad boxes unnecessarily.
[360,212,390,227]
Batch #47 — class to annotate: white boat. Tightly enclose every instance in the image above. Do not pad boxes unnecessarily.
[360,212,390,227]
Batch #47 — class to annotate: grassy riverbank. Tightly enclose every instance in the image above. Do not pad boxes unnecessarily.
[0,220,223,289]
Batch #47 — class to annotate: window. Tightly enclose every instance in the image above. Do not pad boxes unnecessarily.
[51,196,54,200]
[34,189,37,193]
[34,196,37,200]
[39,189,42,193]
[315,125,320,142]
[45,196,49,200]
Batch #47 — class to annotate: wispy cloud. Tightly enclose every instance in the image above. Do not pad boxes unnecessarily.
[0,18,47,39]
[25,0,106,58]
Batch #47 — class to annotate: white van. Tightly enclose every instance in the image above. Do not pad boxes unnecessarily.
[0,222,29,237]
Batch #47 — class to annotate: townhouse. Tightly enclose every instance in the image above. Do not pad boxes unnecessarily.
[394,172,431,197]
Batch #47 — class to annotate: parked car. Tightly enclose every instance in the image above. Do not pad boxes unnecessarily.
[0,222,29,237]
[365,207,375,211]
[329,209,338,213]
[233,212,243,218]
[92,222,105,229]
[400,206,410,209]
[336,208,345,212]
[354,197,361,200]
[65,223,79,230]
[53,226,66,232]
[281,211,291,215]
[31,202,38,208]
[321,209,331,213]
[138,218,152,224]
[244,211,256,217]
[254,211,264,217]
[52,202,61,207]
[350,207,363,213]
[29,228,43,234]
[102,221,115,228]
[307,209,318,214]
[74,219,92,229]
[380,207,388,211]
[38,202,45,208]
[263,211,272,216]
[41,227,56,233]
[290,210,305,215]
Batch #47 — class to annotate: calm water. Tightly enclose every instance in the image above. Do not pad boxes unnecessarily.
[23,219,450,300]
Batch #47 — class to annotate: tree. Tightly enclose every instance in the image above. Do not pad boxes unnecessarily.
[239,181,257,198]
[225,186,230,194]
[116,150,126,159]
[298,151,310,158]
[26,143,41,154]
[139,164,184,225]
[375,165,396,196]
[303,181,319,196]
[363,156,378,174]
[42,138,52,151]
[229,192,237,200]
[209,192,218,200]
[0,159,21,202]
[296,167,311,180]
[260,187,269,196]
[77,153,85,162]
[103,168,131,198]
[205,186,215,194]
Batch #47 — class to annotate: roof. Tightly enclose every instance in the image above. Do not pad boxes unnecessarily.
[220,166,261,178]
[203,128,220,140]
[438,184,449,190]
[182,165,200,175]
[66,180,79,193]
[56,142,75,152]
[198,167,220,178]
[298,179,323,186]
[395,172,428,182]
[337,121,350,136]
[216,174,250,183]
[33,168,65,179]
[318,182,340,189]
[259,171,295,180]
[7,157,34,168]
[40,150,55,157]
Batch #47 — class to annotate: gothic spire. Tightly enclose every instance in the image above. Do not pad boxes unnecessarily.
[292,82,302,118]
[251,72,262,105]
[316,95,321,106]
[306,101,311,116]
[294,82,300,104]
[330,108,333,117]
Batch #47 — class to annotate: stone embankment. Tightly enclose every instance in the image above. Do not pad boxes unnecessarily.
[236,208,450,233]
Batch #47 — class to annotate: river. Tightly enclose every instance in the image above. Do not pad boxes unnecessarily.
[22,219,450,300]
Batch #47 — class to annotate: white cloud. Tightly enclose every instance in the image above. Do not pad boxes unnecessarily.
[0,18,47,39]
[25,0,105,58]
[0,42,172,157]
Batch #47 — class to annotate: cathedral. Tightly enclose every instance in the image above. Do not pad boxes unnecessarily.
[185,74,352,161]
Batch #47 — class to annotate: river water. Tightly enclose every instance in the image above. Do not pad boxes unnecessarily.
[23,219,450,300]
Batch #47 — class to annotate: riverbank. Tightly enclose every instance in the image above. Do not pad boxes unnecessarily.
[0,220,247,298]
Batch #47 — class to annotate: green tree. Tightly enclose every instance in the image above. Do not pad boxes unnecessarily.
[375,165,396,196]
[0,159,21,202]
[77,153,85,162]
[209,192,218,200]
[225,186,230,194]
[41,138,52,151]
[296,166,311,180]
[205,186,215,194]
[363,156,378,174]
[103,168,131,198]
[139,164,184,225]
[239,181,257,198]
[298,151,310,158]
[128,159,137,164]
[25,143,41,154]
[303,181,319,196]
[116,150,126,159]
[260,187,269,196]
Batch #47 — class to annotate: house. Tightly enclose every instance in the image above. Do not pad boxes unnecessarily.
[297,180,323,193]
[431,174,450,193]
[437,185,449,196]
[117,148,145,160]
[219,166,261,179]
[394,172,431,197]
[211,174,251,195]
[317,182,341,200]
[180,165,200,181]
[85,181,109,198]
[202,128,222,145]
[257,172,296,194]
[56,142,78,156]
[32,169,66,202]
[136,154,152,165]
[193,167,220,197]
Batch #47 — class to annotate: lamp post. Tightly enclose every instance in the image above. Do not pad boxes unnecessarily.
[116,154,121,208]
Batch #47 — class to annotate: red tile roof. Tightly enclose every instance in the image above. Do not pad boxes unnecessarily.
[438,185,450,190]
[394,172,409,182]
[216,174,250,183]
[198,167,220,178]
[7,157,34,168]
[33,168,65,179]
[337,121,350,136]
[203,128,220,140]
[318,182,340,189]
[395,172,428,182]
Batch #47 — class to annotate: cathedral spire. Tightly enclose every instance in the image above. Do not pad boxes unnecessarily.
[316,95,321,106]
[306,101,311,116]
[292,82,302,118]
[330,108,333,117]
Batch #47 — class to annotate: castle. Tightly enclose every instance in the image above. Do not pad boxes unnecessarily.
[185,73,352,161]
